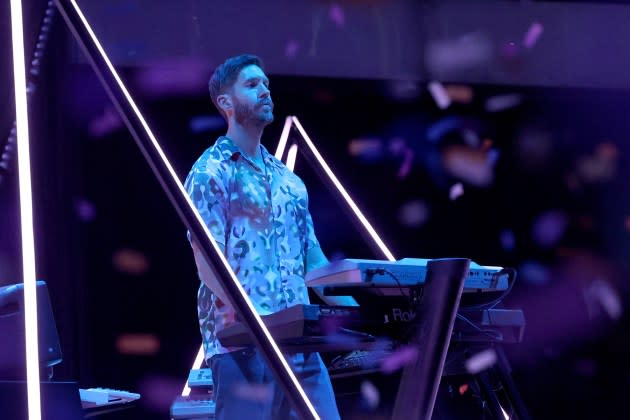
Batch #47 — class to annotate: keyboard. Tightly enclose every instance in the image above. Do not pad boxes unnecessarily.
[171,395,215,419]
[305,258,512,292]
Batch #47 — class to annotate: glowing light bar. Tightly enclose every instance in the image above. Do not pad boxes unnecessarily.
[291,117,396,261]
[10,0,42,418]
[66,2,318,417]
[274,116,293,160]
[181,345,206,397]
[286,144,298,172]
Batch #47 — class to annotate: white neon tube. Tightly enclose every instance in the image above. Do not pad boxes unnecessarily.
[67,2,318,417]
[291,117,396,261]
[286,144,298,172]
[181,345,206,397]
[10,0,42,419]
[274,116,293,160]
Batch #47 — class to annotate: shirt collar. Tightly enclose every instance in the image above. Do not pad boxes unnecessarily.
[214,136,274,165]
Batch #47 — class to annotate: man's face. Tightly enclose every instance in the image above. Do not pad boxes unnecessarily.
[229,65,274,127]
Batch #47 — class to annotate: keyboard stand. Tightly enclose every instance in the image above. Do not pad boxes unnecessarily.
[391,258,470,420]
[470,344,532,420]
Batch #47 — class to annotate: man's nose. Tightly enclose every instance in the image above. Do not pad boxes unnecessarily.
[259,85,270,98]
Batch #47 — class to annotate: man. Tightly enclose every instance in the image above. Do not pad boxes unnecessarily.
[184,54,343,419]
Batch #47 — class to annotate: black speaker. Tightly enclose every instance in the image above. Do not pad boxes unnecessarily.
[0,281,62,379]
[0,380,84,420]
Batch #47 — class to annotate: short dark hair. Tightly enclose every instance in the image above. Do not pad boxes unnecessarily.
[208,54,264,119]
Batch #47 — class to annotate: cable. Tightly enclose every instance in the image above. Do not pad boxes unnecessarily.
[460,267,518,311]
[0,1,55,188]
[365,267,418,310]
[455,312,503,342]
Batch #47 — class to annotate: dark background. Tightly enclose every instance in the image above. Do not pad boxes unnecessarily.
[2,0,630,419]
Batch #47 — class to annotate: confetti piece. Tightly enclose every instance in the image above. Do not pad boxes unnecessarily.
[348,138,383,160]
[360,380,380,410]
[116,333,160,355]
[398,200,430,228]
[88,106,123,138]
[442,145,494,186]
[531,210,568,248]
[499,229,516,251]
[517,261,550,285]
[458,383,469,395]
[74,198,96,222]
[449,182,464,201]
[523,22,544,49]
[485,94,523,112]
[444,85,473,104]
[465,348,497,374]
[112,248,150,275]
[397,148,414,179]
[380,346,419,373]
[624,216,630,232]
[329,4,345,27]
[428,81,451,109]
[285,39,300,58]
[585,279,622,320]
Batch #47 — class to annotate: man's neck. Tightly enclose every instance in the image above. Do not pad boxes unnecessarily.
[225,122,265,159]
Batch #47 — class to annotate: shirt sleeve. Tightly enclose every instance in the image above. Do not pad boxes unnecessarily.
[304,193,321,254]
[184,162,228,249]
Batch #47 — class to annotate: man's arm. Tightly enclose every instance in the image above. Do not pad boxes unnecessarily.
[306,246,358,306]
[192,240,273,315]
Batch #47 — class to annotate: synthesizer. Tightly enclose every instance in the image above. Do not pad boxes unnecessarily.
[217,304,372,351]
[216,304,525,349]
[305,258,512,292]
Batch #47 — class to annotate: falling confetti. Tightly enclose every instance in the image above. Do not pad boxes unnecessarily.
[485,94,523,112]
[531,210,568,248]
[428,81,451,109]
[445,85,473,104]
[329,4,345,27]
[348,138,383,160]
[88,106,123,138]
[360,380,380,410]
[397,200,430,228]
[285,39,300,58]
[380,345,419,374]
[517,261,550,285]
[449,182,464,201]
[442,145,494,186]
[74,198,97,222]
[116,333,160,355]
[523,22,544,49]
[499,229,516,251]
[584,279,622,320]
[465,348,497,374]
[112,248,150,275]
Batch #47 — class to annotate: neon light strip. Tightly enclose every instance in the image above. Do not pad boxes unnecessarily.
[291,117,396,261]
[286,144,298,172]
[67,2,318,416]
[181,345,206,397]
[10,0,42,419]
[274,116,293,160]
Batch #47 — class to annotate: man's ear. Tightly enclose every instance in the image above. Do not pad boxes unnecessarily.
[217,94,232,114]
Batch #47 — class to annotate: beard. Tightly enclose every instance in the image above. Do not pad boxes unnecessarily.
[233,98,274,127]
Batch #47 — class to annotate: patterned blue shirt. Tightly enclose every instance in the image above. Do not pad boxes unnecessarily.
[184,136,320,359]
